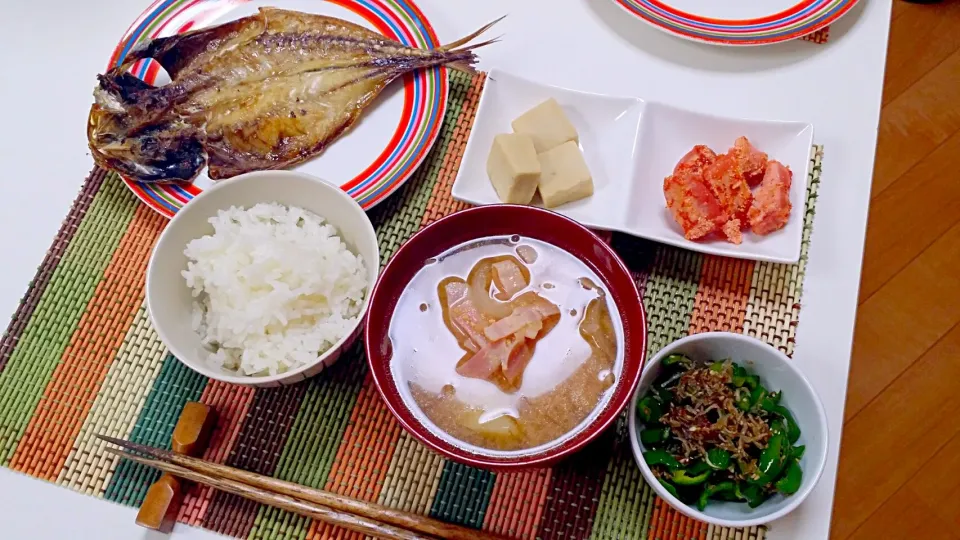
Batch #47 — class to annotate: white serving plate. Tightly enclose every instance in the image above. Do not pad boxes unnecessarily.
[452,69,814,264]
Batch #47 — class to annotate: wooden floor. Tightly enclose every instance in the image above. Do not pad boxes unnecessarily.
[830,1,960,538]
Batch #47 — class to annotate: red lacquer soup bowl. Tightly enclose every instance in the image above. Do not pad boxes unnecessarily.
[364,205,647,470]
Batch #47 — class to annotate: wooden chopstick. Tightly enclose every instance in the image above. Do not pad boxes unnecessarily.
[98,436,506,540]
[104,447,426,540]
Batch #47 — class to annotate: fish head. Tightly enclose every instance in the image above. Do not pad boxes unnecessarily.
[87,76,206,184]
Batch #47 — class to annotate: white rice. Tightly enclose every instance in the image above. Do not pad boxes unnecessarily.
[182,203,368,376]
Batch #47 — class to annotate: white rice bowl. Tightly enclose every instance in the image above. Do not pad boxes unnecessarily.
[182,203,368,376]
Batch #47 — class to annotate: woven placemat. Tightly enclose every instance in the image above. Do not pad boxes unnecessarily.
[801,27,830,44]
[0,70,822,540]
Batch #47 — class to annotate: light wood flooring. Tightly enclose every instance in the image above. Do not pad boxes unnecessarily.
[830,1,960,538]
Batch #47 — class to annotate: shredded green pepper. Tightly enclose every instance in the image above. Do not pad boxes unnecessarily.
[640,427,670,446]
[775,460,803,495]
[636,396,663,424]
[705,448,731,470]
[772,405,801,444]
[672,468,711,485]
[749,386,767,410]
[739,483,768,508]
[644,449,681,470]
[789,445,806,461]
[752,433,788,485]
[697,481,736,511]
[662,354,691,368]
[758,390,782,412]
[658,478,680,499]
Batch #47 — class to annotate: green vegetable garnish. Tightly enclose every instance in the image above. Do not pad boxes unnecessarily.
[705,448,730,470]
[644,449,681,470]
[758,390,781,412]
[775,460,803,495]
[749,386,767,410]
[789,445,806,461]
[640,427,670,446]
[772,405,801,444]
[662,354,691,368]
[658,478,680,498]
[697,482,736,511]
[739,483,769,508]
[636,396,663,424]
[672,468,711,485]
[752,433,788,485]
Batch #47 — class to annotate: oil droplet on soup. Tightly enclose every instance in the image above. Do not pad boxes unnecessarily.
[388,236,622,453]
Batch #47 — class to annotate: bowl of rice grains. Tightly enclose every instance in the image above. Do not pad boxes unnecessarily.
[146,170,380,387]
[628,332,828,526]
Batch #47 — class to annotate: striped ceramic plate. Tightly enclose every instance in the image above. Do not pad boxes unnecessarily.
[107,0,448,217]
[612,0,859,45]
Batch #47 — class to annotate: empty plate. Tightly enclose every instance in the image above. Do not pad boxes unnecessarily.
[451,70,814,264]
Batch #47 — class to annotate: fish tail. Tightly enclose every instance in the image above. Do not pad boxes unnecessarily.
[449,35,502,55]
[439,15,505,52]
[446,60,477,74]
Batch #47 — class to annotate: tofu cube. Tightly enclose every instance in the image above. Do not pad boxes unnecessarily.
[537,141,594,208]
[486,133,541,204]
[511,98,579,153]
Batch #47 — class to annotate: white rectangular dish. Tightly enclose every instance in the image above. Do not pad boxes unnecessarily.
[452,69,815,264]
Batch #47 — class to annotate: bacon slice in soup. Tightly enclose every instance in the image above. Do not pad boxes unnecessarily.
[441,278,490,353]
[457,335,524,380]
[484,306,543,341]
[502,339,535,387]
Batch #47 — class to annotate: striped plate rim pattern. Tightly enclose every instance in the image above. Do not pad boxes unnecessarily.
[614,0,859,45]
[109,0,448,217]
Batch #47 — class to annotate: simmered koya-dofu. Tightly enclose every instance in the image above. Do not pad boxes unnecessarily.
[389,236,621,452]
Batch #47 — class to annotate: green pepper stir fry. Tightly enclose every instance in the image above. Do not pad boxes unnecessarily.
[637,356,804,510]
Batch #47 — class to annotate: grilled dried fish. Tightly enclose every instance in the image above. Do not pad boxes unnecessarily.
[88,8,499,183]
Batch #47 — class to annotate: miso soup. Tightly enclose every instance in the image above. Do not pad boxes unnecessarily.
[389,235,623,454]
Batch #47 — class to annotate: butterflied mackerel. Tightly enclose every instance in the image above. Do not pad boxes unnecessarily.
[87,7,500,183]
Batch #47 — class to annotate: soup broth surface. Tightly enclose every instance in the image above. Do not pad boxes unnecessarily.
[389,235,623,454]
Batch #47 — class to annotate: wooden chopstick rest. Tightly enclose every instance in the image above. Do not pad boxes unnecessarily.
[135,401,216,532]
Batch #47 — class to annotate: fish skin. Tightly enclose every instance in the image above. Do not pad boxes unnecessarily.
[87,7,498,183]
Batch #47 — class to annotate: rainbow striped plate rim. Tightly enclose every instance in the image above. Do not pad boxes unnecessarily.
[613,0,859,45]
[108,0,448,217]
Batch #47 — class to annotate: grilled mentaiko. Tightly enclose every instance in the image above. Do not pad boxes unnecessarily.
[88,8,498,183]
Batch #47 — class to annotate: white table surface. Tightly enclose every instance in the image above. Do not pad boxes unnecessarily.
[0,0,891,538]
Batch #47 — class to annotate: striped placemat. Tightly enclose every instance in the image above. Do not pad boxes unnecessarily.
[801,27,830,44]
[0,69,821,539]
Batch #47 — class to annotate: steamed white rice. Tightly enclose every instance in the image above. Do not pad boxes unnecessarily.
[182,203,367,376]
